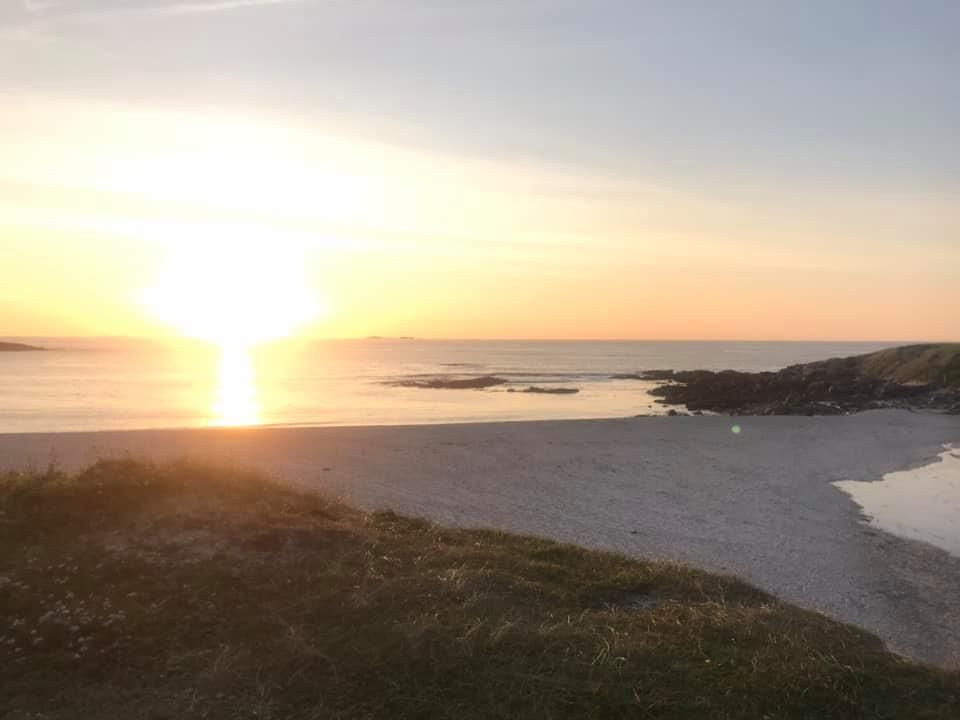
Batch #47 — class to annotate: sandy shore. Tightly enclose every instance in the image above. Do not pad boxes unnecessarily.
[2,409,959,668]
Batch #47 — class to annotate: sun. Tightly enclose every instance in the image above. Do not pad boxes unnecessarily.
[143,232,325,348]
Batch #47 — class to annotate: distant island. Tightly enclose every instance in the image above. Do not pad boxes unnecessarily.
[632,343,960,415]
[366,336,416,341]
[0,341,46,352]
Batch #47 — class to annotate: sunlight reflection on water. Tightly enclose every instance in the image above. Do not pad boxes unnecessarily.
[212,345,260,426]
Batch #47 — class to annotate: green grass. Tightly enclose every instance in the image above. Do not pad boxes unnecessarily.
[1,460,958,719]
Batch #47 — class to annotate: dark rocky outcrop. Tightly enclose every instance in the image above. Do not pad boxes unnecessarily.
[388,376,508,390]
[0,342,46,352]
[507,386,580,395]
[643,344,960,416]
[388,377,581,394]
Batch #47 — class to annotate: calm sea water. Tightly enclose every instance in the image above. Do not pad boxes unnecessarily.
[0,338,900,433]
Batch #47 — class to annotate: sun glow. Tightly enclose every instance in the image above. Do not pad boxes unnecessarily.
[144,231,325,427]
[143,232,324,348]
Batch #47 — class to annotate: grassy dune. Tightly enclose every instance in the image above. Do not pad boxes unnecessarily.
[2,460,958,719]
[860,343,960,388]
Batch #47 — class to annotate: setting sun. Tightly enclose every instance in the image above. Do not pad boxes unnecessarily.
[143,231,324,348]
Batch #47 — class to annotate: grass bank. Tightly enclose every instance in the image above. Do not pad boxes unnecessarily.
[860,343,960,388]
[1,459,957,719]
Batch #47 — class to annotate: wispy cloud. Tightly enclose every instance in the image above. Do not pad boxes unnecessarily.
[12,0,300,26]
[137,0,299,17]
[22,0,59,12]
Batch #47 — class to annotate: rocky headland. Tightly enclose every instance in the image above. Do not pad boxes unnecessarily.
[632,344,960,416]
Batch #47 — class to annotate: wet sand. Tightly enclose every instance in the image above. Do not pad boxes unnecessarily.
[1,410,959,667]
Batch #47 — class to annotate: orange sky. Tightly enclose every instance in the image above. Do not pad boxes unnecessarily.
[1,96,956,342]
[3,3,959,343]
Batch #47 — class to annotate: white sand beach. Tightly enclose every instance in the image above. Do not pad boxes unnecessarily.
[2,409,959,668]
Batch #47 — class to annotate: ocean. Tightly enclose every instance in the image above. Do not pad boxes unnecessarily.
[0,338,901,433]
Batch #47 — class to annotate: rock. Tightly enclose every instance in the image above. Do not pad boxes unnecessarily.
[508,386,580,395]
[387,376,508,390]
[0,342,46,352]
[647,344,960,416]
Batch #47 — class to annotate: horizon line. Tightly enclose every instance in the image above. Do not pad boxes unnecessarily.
[2,335,952,345]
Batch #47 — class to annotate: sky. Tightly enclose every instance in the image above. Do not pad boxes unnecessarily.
[1,0,957,341]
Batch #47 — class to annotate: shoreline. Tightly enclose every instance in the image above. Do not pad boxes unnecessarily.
[2,410,960,668]
[0,404,952,438]
[0,413,653,439]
